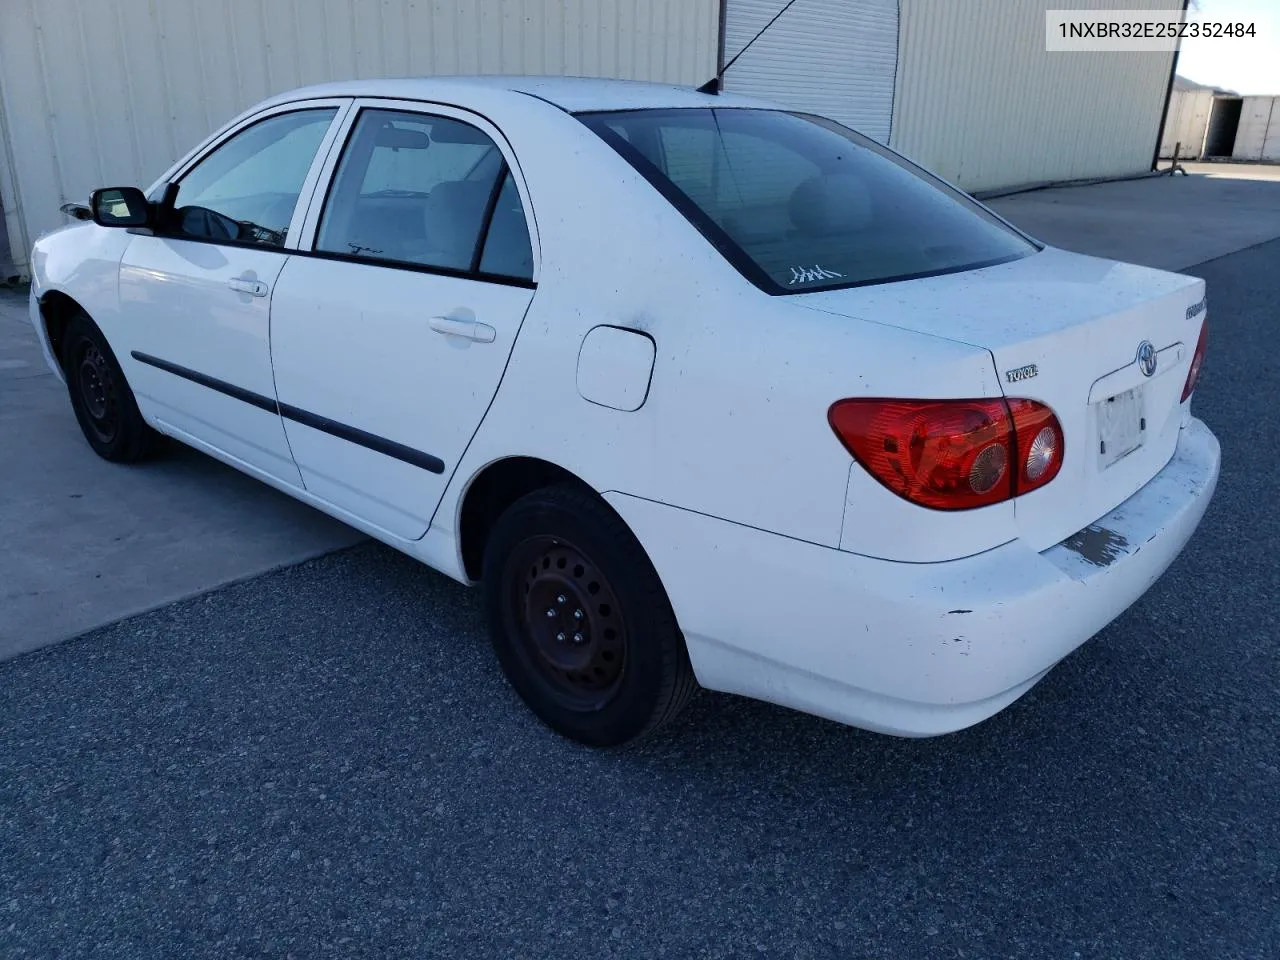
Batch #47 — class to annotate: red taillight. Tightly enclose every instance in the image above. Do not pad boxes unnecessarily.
[1008,398,1064,490]
[1181,319,1208,402]
[828,397,1064,511]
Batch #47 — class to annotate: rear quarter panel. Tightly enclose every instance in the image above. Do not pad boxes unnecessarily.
[436,102,1008,556]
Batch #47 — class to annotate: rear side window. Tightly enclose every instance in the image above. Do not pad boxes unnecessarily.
[316,109,533,280]
[478,172,534,280]
[578,109,1037,294]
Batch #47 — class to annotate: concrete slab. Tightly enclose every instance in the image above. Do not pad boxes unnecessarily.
[0,289,363,660]
[988,167,1280,272]
[1180,162,1280,182]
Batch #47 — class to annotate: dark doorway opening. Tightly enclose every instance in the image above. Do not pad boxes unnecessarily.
[1204,96,1243,158]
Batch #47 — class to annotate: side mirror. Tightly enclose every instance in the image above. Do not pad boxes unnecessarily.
[90,187,150,228]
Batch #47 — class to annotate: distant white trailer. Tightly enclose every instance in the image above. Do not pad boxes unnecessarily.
[1233,96,1280,161]
[1159,87,1214,159]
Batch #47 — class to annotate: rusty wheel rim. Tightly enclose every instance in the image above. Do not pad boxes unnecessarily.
[506,535,627,709]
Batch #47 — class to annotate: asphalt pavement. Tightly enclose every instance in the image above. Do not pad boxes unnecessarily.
[3,237,1278,958]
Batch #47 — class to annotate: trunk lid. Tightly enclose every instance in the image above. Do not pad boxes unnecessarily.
[794,247,1207,551]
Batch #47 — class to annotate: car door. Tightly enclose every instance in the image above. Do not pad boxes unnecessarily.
[269,101,537,539]
[118,101,350,483]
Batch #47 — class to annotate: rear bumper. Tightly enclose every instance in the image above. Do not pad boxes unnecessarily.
[607,417,1220,737]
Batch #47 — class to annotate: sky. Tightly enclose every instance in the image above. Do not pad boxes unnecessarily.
[1176,0,1280,94]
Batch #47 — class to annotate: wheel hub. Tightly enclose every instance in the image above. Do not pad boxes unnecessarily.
[74,339,118,441]
[78,347,110,418]
[512,537,626,704]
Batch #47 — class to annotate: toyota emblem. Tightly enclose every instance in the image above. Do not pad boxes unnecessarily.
[1137,341,1157,377]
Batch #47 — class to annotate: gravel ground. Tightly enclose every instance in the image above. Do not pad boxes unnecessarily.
[2,240,1278,959]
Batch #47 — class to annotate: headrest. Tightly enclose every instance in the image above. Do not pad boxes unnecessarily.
[788,173,874,237]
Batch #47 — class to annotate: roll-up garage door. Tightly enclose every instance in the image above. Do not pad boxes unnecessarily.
[722,0,899,143]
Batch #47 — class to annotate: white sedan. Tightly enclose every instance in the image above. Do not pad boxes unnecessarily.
[29,77,1218,746]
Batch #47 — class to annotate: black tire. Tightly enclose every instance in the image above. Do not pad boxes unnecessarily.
[482,483,698,747]
[60,312,159,462]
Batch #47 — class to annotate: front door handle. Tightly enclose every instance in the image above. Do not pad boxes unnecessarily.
[429,315,496,343]
[228,277,268,297]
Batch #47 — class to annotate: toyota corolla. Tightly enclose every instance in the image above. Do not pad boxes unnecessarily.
[28,77,1218,746]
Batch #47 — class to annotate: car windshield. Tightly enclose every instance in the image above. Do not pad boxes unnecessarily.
[577,108,1038,294]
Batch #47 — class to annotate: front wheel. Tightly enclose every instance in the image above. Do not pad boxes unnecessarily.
[60,312,159,462]
[482,484,697,747]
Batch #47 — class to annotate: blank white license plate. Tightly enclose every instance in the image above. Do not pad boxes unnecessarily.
[1098,387,1145,469]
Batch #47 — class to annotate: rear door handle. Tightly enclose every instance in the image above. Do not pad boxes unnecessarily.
[228,277,268,297]
[429,315,496,343]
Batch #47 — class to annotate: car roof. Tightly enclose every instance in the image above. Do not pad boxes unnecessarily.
[262,75,775,113]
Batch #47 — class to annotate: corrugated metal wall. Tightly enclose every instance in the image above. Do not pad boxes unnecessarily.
[0,0,717,275]
[1160,88,1215,159]
[1233,96,1280,161]
[890,0,1182,192]
[722,0,898,143]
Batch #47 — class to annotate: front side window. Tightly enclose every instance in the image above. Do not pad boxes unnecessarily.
[316,109,533,279]
[578,109,1037,294]
[171,108,337,248]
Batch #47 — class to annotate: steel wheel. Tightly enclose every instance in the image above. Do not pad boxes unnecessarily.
[72,337,120,444]
[483,483,698,746]
[506,535,628,710]
[59,311,159,463]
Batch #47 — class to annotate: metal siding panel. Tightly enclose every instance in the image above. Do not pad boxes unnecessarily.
[1234,96,1280,161]
[258,0,304,92]
[35,0,105,197]
[892,0,1183,192]
[1232,97,1269,160]
[1179,90,1215,159]
[1159,89,1193,159]
[1265,101,1280,161]
[0,0,55,270]
[722,0,899,143]
[0,0,716,276]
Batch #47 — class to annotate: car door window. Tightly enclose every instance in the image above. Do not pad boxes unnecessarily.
[170,108,337,248]
[477,172,534,280]
[316,109,532,278]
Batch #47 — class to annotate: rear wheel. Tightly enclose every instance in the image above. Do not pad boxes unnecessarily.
[61,312,158,462]
[482,484,697,747]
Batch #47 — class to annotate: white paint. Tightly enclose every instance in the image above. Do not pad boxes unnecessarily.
[798,246,1208,553]
[576,326,656,412]
[268,96,538,541]
[1087,343,1183,404]
[118,98,353,484]
[607,418,1218,736]
[722,0,898,143]
[28,77,1222,738]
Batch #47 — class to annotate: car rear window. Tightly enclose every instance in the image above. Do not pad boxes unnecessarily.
[577,108,1037,294]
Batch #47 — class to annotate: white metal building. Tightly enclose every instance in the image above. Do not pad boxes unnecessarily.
[1159,77,1280,162]
[1160,78,1218,160]
[0,0,1183,279]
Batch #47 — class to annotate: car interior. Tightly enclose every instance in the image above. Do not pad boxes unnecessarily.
[317,114,509,271]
